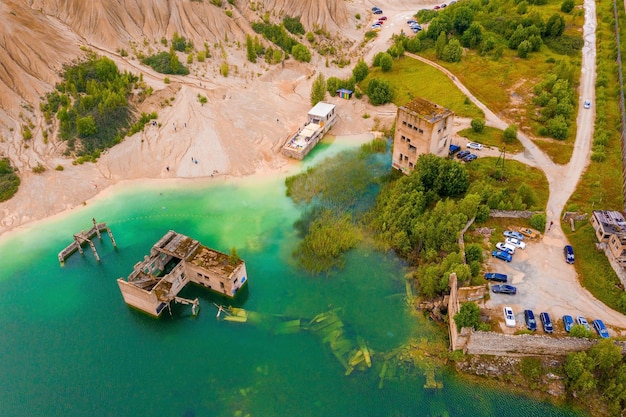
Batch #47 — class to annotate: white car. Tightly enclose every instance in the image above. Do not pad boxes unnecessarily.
[496,242,515,255]
[583,100,591,109]
[467,142,483,150]
[503,306,516,327]
[505,237,526,250]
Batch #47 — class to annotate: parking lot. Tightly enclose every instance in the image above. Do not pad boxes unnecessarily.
[485,229,626,337]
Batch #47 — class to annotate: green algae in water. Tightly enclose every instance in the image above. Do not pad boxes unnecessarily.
[0,160,586,417]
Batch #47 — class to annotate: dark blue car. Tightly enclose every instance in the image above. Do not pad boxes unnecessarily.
[492,250,512,262]
[524,310,537,331]
[484,272,507,282]
[492,284,517,295]
[456,149,471,159]
[563,315,574,332]
[564,245,575,264]
[593,319,610,338]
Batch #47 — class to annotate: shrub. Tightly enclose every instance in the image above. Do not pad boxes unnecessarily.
[503,125,517,143]
[561,0,574,12]
[283,16,305,35]
[471,119,485,133]
[55,165,64,171]
[529,213,546,231]
[454,302,481,331]
[0,157,20,202]
[379,53,393,72]
[220,62,229,77]
[352,60,369,83]
[366,78,394,105]
[32,163,46,174]
[142,51,190,75]
[291,44,311,62]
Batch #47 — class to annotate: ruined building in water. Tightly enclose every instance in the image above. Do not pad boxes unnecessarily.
[117,231,247,317]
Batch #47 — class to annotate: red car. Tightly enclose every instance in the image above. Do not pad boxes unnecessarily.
[434,5,441,9]
[379,16,387,20]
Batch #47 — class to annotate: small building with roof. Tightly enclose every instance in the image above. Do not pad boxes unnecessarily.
[117,230,248,317]
[336,89,353,100]
[392,97,455,174]
[282,102,337,160]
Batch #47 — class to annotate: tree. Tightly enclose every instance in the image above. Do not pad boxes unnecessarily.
[465,243,483,263]
[461,22,483,49]
[546,14,566,37]
[372,51,385,67]
[561,0,574,13]
[229,247,241,266]
[547,115,569,140]
[569,324,592,338]
[454,302,481,331]
[246,35,256,63]
[379,53,393,72]
[471,118,485,133]
[517,40,532,58]
[326,76,341,95]
[436,31,448,59]
[453,7,474,34]
[564,351,596,395]
[442,39,463,62]
[310,73,327,106]
[366,78,393,105]
[427,14,452,40]
[76,116,97,137]
[503,125,517,143]
[291,44,311,62]
[352,60,368,83]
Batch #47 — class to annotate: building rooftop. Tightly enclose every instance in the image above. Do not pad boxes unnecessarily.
[309,102,336,118]
[401,97,453,124]
[593,210,626,235]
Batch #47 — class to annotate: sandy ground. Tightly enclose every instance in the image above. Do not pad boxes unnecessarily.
[0,0,439,236]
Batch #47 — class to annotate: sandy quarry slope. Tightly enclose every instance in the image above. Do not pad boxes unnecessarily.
[0,0,406,234]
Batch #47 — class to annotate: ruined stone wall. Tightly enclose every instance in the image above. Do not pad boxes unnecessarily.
[489,210,542,219]
[465,331,626,356]
[448,273,461,351]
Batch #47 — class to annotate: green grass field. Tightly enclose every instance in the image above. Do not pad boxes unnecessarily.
[363,57,484,119]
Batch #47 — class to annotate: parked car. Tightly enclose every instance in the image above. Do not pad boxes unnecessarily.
[576,316,590,331]
[503,230,524,240]
[503,306,516,327]
[505,237,526,249]
[462,154,478,163]
[518,228,539,239]
[524,309,537,331]
[540,312,553,333]
[564,245,575,264]
[496,242,515,255]
[563,315,574,332]
[410,23,422,30]
[441,3,448,7]
[592,319,610,338]
[434,5,441,9]
[584,99,591,109]
[411,27,420,33]
[467,142,483,150]
[492,284,517,295]
[449,144,461,155]
[492,250,512,262]
[378,16,387,20]
[407,19,417,24]
[456,149,471,159]
[373,9,383,14]
[484,272,507,282]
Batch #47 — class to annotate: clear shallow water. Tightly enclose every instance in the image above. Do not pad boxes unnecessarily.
[0,139,586,417]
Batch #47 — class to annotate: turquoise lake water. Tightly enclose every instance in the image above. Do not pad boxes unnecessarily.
[0,139,586,417]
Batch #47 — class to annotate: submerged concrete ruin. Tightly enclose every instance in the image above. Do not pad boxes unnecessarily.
[117,230,247,317]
